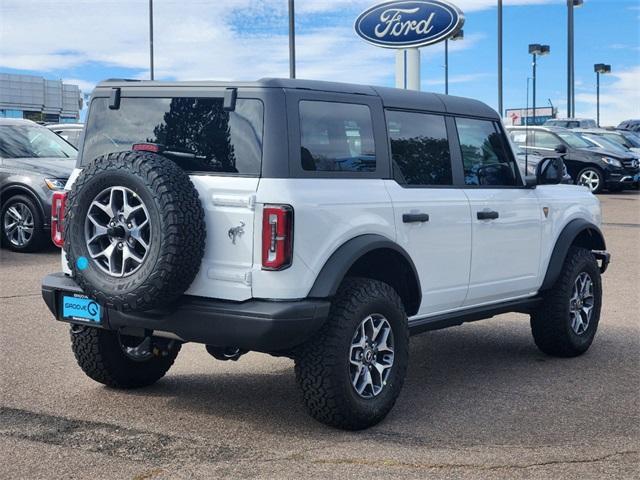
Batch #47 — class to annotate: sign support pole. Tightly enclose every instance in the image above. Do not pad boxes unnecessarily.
[395,48,420,91]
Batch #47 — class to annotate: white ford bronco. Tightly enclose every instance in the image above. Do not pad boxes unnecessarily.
[42,79,610,430]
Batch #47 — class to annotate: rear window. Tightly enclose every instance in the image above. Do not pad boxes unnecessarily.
[299,100,376,172]
[82,97,264,175]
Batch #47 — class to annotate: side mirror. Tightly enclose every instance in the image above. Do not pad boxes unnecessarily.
[536,157,565,185]
[554,144,567,155]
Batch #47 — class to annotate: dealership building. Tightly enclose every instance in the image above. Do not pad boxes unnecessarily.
[0,73,82,123]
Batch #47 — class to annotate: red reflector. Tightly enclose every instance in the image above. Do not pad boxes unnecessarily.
[262,205,293,270]
[132,143,163,153]
[51,191,68,248]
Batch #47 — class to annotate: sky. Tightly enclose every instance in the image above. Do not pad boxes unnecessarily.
[0,0,638,125]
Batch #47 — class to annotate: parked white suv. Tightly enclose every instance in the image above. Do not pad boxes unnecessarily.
[42,79,610,430]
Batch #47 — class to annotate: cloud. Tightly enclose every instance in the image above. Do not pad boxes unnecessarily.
[423,72,492,87]
[0,0,555,77]
[575,65,640,126]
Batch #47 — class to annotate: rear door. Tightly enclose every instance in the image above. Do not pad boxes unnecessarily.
[80,90,270,301]
[384,110,472,316]
[454,117,542,305]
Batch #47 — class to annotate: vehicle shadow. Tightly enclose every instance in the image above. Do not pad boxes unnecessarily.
[124,315,617,441]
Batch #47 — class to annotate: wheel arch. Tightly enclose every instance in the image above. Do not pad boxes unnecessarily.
[308,234,422,316]
[540,219,606,291]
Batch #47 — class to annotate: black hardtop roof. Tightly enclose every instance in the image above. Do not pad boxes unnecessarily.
[95,77,499,119]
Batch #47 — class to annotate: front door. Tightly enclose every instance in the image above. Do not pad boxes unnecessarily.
[454,117,542,306]
[384,110,471,316]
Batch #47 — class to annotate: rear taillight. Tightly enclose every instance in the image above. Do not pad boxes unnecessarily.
[51,191,67,248]
[262,205,293,270]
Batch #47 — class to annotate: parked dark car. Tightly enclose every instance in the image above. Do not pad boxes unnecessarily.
[46,123,84,148]
[0,119,76,251]
[507,126,640,193]
[617,119,640,132]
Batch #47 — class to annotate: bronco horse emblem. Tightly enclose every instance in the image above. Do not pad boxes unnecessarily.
[228,221,245,244]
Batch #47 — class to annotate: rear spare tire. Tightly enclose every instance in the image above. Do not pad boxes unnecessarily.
[64,151,205,311]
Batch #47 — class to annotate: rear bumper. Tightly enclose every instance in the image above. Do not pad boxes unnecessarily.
[41,273,330,353]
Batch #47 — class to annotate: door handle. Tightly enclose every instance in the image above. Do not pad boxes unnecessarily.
[403,213,430,223]
[477,210,499,220]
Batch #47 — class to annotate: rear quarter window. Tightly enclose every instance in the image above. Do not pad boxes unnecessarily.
[82,97,264,175]
[299,100,376,172]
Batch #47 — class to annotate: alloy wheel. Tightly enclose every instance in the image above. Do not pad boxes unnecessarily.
[3,202,35,247]
[577,170,601,192]
[84,186,151,277]
[349,314,395,398]
[569,272,595,335]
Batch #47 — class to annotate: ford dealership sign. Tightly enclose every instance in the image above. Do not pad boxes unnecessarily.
[355,0,465,49]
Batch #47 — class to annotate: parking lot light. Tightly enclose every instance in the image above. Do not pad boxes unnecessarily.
[528,44,550,125]
[594,63,612,127]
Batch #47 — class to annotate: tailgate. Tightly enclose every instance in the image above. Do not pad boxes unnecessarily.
[186,175,258,301]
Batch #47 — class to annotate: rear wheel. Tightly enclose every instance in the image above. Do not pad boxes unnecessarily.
[295,277,409,430]
[1,195,47,252]
[70,326,181,388]
[576,167,604,194]
[531,247,602,357]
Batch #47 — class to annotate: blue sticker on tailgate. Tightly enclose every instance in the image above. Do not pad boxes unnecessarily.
[62,295,101,322]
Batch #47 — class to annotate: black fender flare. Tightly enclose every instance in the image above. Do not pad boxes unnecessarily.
[540,218,606,291]
[307,234,421,301]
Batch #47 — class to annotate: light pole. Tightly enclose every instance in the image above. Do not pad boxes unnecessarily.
[288,0,296,79]
[594,64,611,127]
[498,0,503,117]
[528,44,550,125]
[444,29,463,95]
[567,0,584,117]
[149,0,154,80]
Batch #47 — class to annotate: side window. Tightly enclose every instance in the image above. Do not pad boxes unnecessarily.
[509,130,529,146]
[533,131,560,149]
[386,110,452,186]
[299,101,376,172]
[456,117,518,186]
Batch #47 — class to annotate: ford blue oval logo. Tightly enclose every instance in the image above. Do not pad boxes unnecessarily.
[355,0,465,49]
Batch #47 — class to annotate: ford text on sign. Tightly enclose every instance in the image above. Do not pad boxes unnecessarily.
[355,0,464,49]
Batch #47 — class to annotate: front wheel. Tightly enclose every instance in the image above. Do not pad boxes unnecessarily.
[576,167,604,194]
[71,326,181,388]
[531,247,602,357]
[1,195,47,252]
[295,277,409,430]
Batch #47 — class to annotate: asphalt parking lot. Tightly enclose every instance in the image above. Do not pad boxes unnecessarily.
[1,191,639,479]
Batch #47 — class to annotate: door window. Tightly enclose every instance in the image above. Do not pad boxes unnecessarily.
[456,118,518,186]
[533,131,560,149]
[386,110,452,186]
[299,101,376,172]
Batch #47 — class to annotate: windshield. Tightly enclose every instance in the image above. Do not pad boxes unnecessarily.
[605,131,640,148]
[556,131,591,148]
[581,134,629,153]
[622,131,640,147]
[0,124,77,159]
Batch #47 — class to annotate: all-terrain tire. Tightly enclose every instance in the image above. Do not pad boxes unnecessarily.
[70,326,181,388]
[1,194,47,252]
[295,277,409,430]
[64,151,205,312]
[531,247,602,357]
